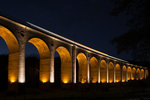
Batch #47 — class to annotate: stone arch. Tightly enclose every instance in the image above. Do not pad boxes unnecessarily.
[90,57,98,83]
[27,38,50,83]
[55,46,71,83]
[76,53,88,83]
[145,69,149,79]
[140,69,144,80]
[127,66,132,80]
[136,68,140,80]
[0,25,19,83]
[108,62,114,83]
[100,60,107,83]
[132,67,136,80]
[115,64,121,82]
[122,65,127,82]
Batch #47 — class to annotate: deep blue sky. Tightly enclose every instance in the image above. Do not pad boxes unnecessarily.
[0,0,131,60]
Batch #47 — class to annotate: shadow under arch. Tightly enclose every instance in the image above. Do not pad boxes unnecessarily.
[122,65,127,82]
[136,68,140,80]
[27,38,50,83]
[140,69,144,80]
[132,67,136,80]
[127,66,132,80]
[76,53,87,83]
[55,46,71,83]
[25,43,40,87]
[90,57,98,83]
[115,64,121,82]
[0,25,19,84]
[100,60,107,83]
[108,62,114,83]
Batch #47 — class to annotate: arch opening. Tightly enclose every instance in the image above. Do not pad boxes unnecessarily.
[108,62,114,83]
[145,69,149,79]
[76,53,87,83]
[26,38,50,85]
[115,64,121,82]
[122,65,127,82]
[25,43,40,87]
[0,25,19,86]
[90,57,98,83]
[140,69,144,80]
[100,60,107,83]
[127,67,132,80]
[0,37,9,91]
[132,67,136,80]
[136,68,140,80]
[55,46,71,84]
[54,51,61,84]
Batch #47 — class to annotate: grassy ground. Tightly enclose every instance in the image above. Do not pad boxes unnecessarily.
[0,78,150,100]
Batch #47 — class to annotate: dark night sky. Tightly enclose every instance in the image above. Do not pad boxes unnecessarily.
[0,0,131,60]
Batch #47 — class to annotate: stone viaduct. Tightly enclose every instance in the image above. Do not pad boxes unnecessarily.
[0,15,149,87]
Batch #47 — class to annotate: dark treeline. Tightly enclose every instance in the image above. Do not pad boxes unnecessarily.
[111,0,150,65]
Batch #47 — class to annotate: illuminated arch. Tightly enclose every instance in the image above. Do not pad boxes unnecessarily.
[145,69,149,79]
[90,57,98,83]
[136,68,140,80]
[27,38,50,83]
[108,62,114,83]
[77,53,88,83]
[140,69,144,80]
[55,46,71,83]
[115,64,121,82]
[127,67,132,80]
[122,65,127,82]
[0,25,19,83]
[100,60,107,83]
[132,67,136,80]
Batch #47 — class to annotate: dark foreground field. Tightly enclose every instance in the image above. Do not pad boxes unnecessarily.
[0,78,150,100]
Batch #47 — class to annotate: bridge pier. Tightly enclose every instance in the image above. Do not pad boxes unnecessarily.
[126,66,128,82]
[50,47,55,83]
[98,59,101,83]
[114,63,116,83]
[87,56,90,83]
[18,44,25,83]
[121,65,123,82]
[107,60,109,83]
[72,46,76,83]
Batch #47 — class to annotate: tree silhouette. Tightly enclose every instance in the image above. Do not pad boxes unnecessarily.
[110,0,150,61]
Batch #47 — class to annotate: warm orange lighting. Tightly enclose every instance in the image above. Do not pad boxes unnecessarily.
[77,53,88,83]
[90,57,98,83]
[10,76,16,83]
[56,47,71,84]
[108,62,114,84]
[81,79,86,83]
[109,80,113,83]
[92,80,97,83]
[28,38,50,84]
[101,79,106,83]
[100,60,107,83]
[122,80,125,82]
[115,64,121,82]
[0,25,19,83]
[63,79,69,84]
[116,80,120,83]
[10,80,15,83]
[41,78,48,83]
